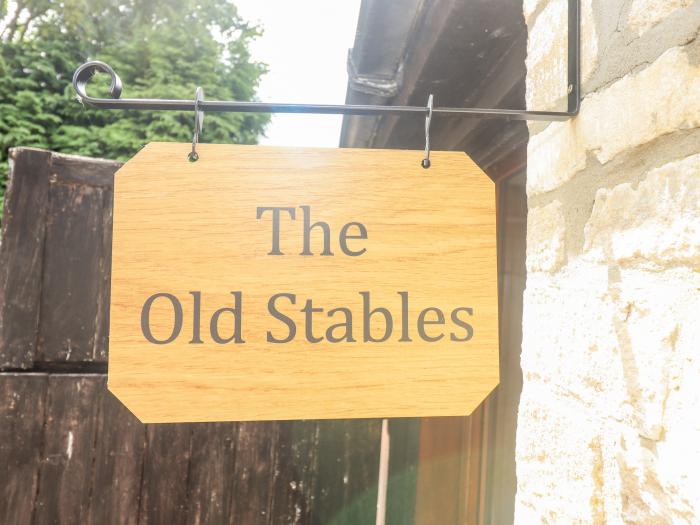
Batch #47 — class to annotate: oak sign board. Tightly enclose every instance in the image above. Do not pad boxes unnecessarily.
[109,143,499,422]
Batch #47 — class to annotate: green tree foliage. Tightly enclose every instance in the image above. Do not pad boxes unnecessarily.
[0,0,269,215]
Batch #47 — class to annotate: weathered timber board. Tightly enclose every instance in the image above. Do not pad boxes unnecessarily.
[0,148,397,524]
[36,159,114,363]
[0,373,48,525]
[0,149,52,368]
[0,373,391,523]
[32,374,105,523]
[0,148,119,368]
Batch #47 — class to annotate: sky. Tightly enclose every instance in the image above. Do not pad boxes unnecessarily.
[233,0,363,147]
[0,0,362,147]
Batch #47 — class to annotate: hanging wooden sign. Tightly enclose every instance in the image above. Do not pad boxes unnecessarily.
[108,143,499,422]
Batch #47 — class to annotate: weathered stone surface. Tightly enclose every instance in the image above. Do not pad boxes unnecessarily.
[584,153,700,267]
[582,46,700,165]
[523,0,545,21]
[613,267,700,522]
[515,386,614,523]
[521,1,700,519]
[628,0,693,37]
[519,260,700,522]
[522,262,624,412]
[585,0,700,97]
[526,0,569,110]
[525,0,598,112]
[526,117,586,196]
[526,200,566,272]
[528,45,700,196]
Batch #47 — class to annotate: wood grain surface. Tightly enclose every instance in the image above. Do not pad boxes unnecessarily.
[0,148,118,368]
[109,143,499,422]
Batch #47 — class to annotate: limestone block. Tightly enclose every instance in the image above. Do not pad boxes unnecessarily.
[524,259,700,431]
[524,0,546,21]
[526,200,567,272]
[515,383,624,523]
[528,46,700,196]
[516,379,700,523]
[526,0,568,110]
[612,267,700,439]
[525,0,598,111]
[526,117,587,195]
[520,260,700,521]
[612,266,700,521]
[651,305,700,520]
[584,153,700,267]
[628,0,693,37]
[521,262,628,412]
[582,47,700,165]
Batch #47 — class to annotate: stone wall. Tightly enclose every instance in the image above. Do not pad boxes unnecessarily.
[516,0,700,522]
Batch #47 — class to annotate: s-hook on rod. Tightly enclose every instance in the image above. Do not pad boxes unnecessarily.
[72,0,580,123]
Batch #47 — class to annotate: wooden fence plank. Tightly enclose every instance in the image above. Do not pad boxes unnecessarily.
[227,422,280,523]
[312,420,357,524]
[184,422,238,524]
[32,374,102,523]
[0,149,120,368]
[0,373,48,524]
[0,149,51,368]
[308,419,381,525]
[341,420,382,525]
[36,155,118,364]
[51,154,119,187]
[137,424,192,524]
[269,420,320,525]
[87,384,145,525]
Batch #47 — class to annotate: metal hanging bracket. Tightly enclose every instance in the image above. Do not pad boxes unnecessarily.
[188,87,204,162]
[422,94,433,169]
[72,0,579,123]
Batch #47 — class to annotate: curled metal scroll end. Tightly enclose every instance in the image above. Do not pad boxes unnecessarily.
[188,87,205,162]
[421,93,433,169]
[72,61,123,102]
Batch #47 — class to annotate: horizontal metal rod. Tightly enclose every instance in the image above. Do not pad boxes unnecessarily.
[72,59,578,123]
[71,2,581,124]
[76,96,573,121]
